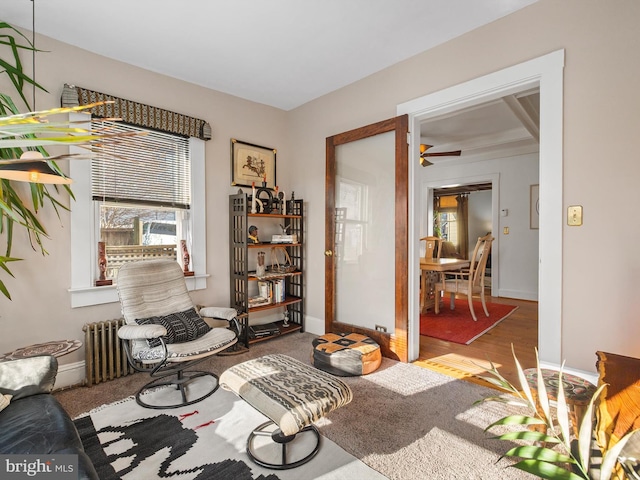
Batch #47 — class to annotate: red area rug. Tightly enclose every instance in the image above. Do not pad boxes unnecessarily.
[420,297,518,345]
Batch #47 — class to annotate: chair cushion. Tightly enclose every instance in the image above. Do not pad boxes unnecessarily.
[220,354,353,436]
[136,307,210,347]
[132,327,237,363]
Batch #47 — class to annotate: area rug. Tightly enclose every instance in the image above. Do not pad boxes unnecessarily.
[73,378,387,480]
[60,333,538,480]
[420,297,518,344]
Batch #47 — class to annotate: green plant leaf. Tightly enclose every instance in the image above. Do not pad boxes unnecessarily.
[534,350,552,424]
[480,348,640,480]
[511,459,587,479]
[0,19,133,300]
[0,279,11,299]
[0,23,47,109]
[0,136,105,148]
[486,414,546,429]
[475,375,513,390]
[555,366,572,450]
[0,255,20,267]
[493,430,560,444]
[577,383,606,473]
[0,195,23,223]
[0,256,20,300]
[474,396,529,408]
[512,344,537,412]
[503,445,575,463]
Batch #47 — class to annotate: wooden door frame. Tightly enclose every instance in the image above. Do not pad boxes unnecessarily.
[325,115,409,362]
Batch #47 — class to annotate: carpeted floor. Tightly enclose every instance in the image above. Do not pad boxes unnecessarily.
[55,332,535,479]
[420,297,518,344]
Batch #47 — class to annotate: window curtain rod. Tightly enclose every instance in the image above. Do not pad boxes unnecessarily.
[60,83,212,141]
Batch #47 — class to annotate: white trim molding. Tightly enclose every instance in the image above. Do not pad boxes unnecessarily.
[68,114,208,308]
[399,50,565,365]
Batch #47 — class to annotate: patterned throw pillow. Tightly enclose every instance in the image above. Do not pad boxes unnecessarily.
[136,308,211,348]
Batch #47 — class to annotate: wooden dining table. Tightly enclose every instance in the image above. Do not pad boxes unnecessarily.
[420,258,471,314]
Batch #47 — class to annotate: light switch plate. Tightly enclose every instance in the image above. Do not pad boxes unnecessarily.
[568,205,583,226]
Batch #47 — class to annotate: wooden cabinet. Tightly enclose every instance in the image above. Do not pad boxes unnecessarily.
[229,192,304,347]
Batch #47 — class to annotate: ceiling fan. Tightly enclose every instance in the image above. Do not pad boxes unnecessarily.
[419,144,462,167]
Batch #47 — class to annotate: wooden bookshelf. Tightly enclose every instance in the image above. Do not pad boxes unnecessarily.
[229,192,304,349]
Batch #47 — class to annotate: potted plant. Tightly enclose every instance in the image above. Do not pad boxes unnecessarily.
[477,347,638,480]
[0,21,131,299]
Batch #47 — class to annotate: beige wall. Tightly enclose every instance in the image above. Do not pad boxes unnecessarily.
[287,0,640,372]
[0,33,288,366]
[2,0,639,374]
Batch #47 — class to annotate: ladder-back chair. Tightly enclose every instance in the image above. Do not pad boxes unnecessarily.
[434,233,494,321]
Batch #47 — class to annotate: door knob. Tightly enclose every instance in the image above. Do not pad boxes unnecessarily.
[324,250,333,256]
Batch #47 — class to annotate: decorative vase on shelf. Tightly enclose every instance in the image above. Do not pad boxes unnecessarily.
[181,240,194,276]
[95,241,113,286]
[256,251,266,277]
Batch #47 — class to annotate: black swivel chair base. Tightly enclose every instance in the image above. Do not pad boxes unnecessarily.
[135,370,220,410]
[246,420,321,470]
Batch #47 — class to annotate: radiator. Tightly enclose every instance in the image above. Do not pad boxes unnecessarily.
[82,319,136,386]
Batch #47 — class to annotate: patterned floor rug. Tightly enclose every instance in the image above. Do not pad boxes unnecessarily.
[420,297,518,344]
[73,377,386,480]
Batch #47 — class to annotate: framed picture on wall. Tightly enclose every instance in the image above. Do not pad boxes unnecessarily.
[530,184,539,229]
[231,139,277,188]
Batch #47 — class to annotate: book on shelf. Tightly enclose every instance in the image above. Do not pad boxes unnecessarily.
[271,234,298,244]
[248,295,270,307]
[272,278,286,303]
[258,281,272,303]
[256,279,286,304]
[249,322,281,339]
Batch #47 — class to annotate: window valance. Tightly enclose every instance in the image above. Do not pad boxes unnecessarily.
[60,83,212,140]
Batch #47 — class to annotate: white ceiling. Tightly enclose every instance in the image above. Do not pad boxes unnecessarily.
[420,90,540,163]
[2,0,538,111]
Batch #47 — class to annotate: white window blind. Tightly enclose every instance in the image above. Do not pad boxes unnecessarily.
[91,121,191,209]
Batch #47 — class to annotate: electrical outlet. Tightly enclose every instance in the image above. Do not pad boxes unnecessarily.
[375,325,387,333]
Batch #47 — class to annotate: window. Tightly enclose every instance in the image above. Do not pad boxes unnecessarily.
[69,113,207,308]
[97,204,186,280]
[437,212,458,246]
[435,195,458,246]
[92,121,191,281]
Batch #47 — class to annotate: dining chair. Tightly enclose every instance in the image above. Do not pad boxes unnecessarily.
[420,236,443,263]
[434,233,494,321]
[419,236,443,311]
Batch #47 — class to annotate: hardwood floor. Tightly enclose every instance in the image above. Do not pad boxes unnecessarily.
[414,295,538,388]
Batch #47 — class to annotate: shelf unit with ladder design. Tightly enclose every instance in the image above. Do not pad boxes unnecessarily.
[229,192,304,347]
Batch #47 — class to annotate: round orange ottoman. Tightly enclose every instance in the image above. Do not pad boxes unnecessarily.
[312,333,381,376]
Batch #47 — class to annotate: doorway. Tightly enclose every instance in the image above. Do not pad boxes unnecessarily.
[398,50,564,365]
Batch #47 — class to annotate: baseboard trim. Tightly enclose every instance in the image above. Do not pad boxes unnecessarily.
[538,361,598,385]
[55,360,86,390]
[497,289,538,301]
[304,315,324,336]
